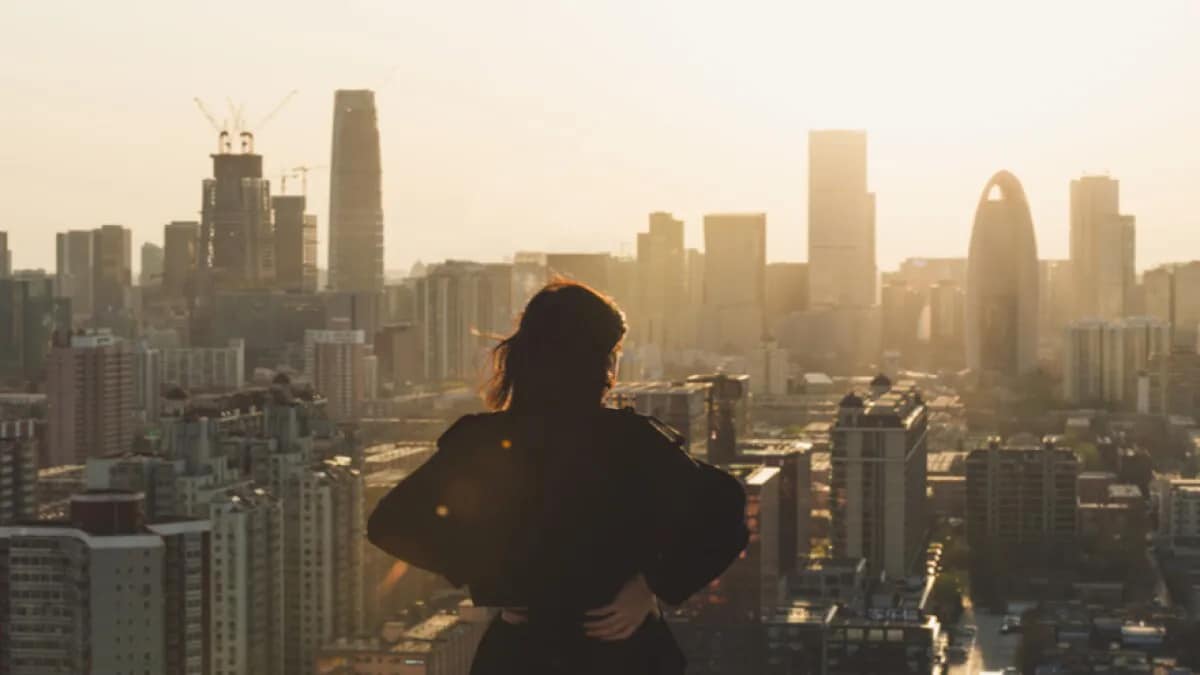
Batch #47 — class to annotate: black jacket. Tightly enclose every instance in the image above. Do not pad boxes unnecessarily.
[367,406,748,673]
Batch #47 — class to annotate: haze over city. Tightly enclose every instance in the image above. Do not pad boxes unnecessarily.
[4,0,1199,274]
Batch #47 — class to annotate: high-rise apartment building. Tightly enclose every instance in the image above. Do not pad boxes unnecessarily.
[0,490,210,675]
[0,277,72,384]
[737,439,813,575]
[419,261,513,382]
[306,329,372,421]
[765,262,809,332]
[965,437,1079,556]
[544,252,614,294]
[928,280,965,369]
[55,229,94,319]
[1063,317,1170,409]
[141,242,164,287]
[91,224,132,317]
[831,376,928,579]
[965,171,1040,375]
[1156,478,1200,554]
[1148,348,1200,418]
[201,151,273,291]
[808,130,876,309]
[163,220,200,300]
[702,213,766,354]
[272,195,318,292]
[635,212,687,354]
[0,419,37,525]
[1070,174,1136,320]
[880,280,923,363]
[1142,262,1200,351]
[1039,259,1074,349]
[46,331,135,466]
[135,338,246,419]
[328,89,384,293]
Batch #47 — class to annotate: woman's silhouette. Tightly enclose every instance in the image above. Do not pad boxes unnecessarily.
[367,280,748,674]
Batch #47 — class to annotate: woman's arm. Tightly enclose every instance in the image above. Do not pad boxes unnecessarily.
[366,415,479,587]
[633,415,749,605]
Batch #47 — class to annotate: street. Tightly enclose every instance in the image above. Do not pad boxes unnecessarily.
[946,597,1019,675]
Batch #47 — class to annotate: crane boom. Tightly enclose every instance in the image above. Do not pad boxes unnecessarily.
[192,98,224,132]
[257,89,299,130]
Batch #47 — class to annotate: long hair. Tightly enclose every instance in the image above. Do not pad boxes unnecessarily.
[484,279,627,411]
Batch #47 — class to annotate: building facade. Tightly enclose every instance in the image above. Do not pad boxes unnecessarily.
[807,130,876,309]
[1070,174,1136,321]
[46,332,135,466]
[702,213,766,355]
[831,376,928,579]
[328,89,384,293]
[965,171,1040,375]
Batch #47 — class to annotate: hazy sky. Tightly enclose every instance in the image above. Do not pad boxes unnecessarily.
[3,1,1198,275]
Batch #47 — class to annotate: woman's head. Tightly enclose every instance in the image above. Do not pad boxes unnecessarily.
[484,279,627,411]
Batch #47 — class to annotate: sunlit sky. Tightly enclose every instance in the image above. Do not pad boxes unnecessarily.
[2,1,1198,275]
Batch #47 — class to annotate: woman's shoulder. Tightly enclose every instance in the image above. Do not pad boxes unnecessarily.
[601,407,688,452]
[437,412,509,448]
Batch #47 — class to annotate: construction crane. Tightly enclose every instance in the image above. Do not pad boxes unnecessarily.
[193,98,232,153]
[290,164,328,196]
[257,89,299,130]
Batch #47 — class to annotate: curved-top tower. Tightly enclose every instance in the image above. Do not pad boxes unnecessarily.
[965,171,1039,375]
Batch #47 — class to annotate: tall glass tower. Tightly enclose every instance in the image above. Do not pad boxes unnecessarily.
[328,89,384,292]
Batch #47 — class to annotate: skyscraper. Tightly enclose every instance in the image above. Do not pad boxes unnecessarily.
[635,212,687,354]
[272,195,318,291]
[965,171,1040,375]
[56,229,94,319]
[91,224,132,317]
[702,213,766,354]
[0,277,72,384]
[419,261,513,382]
[306,328,372,421]
[328,89,384,293]
[831,376,928,579]
[46,331,135,465]
[201,150,273,290]
[162,220,200,301]
[0,230,10,277]
[1064,317,1170,409]
[1070,174,1136,320]
[140,241,163,286]
[808,130,876,309]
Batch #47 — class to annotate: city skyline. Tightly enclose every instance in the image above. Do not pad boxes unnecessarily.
[3,1,1199,274]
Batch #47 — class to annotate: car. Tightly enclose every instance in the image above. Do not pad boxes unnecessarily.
[1000,614,1022,634]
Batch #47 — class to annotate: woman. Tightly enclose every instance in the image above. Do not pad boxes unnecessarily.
[367,280,748,675]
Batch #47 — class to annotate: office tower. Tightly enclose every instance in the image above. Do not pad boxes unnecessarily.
[808,130,876,309]
[163,220,200,300]
[928,280,965,369]
[1070,174,1136,320]
[276,456,364,675]
[141,242,164,286]
[1143,262,1200,351]
[880,280,923,363]
[635,212,687,353]
[0,277,72,384]
[306,329,372,421]
[0,230,9,277]
[46,332,135,466]
[273,194,318,292]
[965,171,1040,375]
[0,419,37,524]
[965,437,1079,556]
[56,229,94,319]
[702,213,766,354]
[329,89,384,293]
[0,490,210,675]
[419,261,514,382]
[1063,317,1170,409]
[1039,259,1073,348]
[831,376,927,579]
[201,148,273,291]
[91,224,132,316]
[765,262,809,329]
